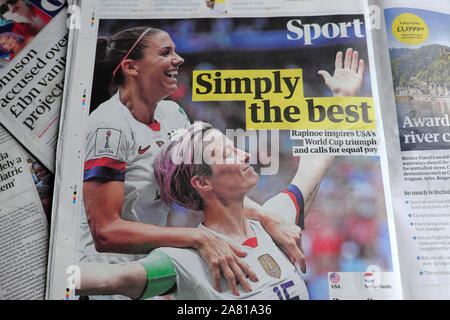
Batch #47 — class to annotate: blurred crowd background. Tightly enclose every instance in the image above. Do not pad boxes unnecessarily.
[96,16,392,299]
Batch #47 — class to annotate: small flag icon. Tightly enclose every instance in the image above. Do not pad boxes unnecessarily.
[364,272,375,284]
[330,273,340,284]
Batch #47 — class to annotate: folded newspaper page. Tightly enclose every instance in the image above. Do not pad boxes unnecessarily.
[0,0,61,301]
[370,0,450,300]
[0,0,67,172]
[46,0,448,301]
[0,123,51,299]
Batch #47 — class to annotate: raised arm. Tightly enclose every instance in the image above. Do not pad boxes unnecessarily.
[290,155,335,216]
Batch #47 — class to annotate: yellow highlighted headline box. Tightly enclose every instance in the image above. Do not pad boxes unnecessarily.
[192,69,375,130]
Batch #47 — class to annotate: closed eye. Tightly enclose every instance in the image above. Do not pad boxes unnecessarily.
[224,145,235,159]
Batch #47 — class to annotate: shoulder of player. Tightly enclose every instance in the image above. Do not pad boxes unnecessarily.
[90,96,125,121]
[88,98,133,135]
[155,100,188,121]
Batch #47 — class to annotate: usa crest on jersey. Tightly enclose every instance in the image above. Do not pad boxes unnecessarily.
[258,254,281,279]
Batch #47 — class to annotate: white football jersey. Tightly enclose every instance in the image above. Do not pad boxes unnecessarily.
[156,190,308,300]
[78,92,190,264]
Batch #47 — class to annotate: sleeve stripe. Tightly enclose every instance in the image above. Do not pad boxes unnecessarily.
[282,184,305,229]
[84,167,125,182]
[84,157,126,171]
[84,158,126,181]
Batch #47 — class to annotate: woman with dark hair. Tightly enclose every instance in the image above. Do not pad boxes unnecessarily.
[80,25,364,299]
[76,122,335,300]
[81,26,310,299]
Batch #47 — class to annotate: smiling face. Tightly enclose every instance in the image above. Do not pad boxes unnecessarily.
[132,31,184,101]
[202,130,259,200]
[154,123,260,210]
[0,34,19,53]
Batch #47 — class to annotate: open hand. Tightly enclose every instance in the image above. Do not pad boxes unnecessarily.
[318,48,365,97]
[194,229,259,296]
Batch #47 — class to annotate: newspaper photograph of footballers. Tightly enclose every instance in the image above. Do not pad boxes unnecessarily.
[79,15,393,300]
[77,122,334,300]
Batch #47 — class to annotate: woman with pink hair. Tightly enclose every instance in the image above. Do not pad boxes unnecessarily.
[76,122,335,299]
[80,24,364,299]
[80,26,312,299]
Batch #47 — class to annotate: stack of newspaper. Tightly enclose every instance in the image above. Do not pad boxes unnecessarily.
[0,0,66,299]
[0,0,449,300]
